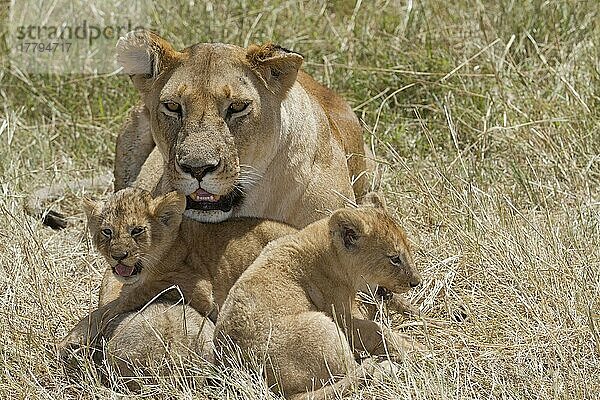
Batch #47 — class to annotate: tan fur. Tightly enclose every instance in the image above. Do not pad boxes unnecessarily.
[60,188,296,364]
[107,31,403,322]
[113,104,154,190]
[99,302,215,391]
[113,30,370,227]
[214,195,424,399]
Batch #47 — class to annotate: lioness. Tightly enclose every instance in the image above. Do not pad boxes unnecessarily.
[115,30,370,228]
[61,188,295,363]
[214,194,423,399]
[101,30,379,309]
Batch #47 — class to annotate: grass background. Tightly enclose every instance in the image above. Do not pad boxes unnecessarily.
[1,0,599,398]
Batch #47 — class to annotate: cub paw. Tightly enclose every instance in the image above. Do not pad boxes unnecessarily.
[383,330,427,356]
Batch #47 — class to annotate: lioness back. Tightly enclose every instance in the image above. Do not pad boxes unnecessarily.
[296,71,369,198]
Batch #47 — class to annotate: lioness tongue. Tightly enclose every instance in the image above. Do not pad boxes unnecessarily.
[190,188,221,202]
[115,263,135,277]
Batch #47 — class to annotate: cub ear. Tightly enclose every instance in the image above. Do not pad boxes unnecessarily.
[362,192,387,210]
[116,30,182,91]
[82,197,101,223]
[151,191,186,227]
[328,209,367,251]
[246,43,303,96]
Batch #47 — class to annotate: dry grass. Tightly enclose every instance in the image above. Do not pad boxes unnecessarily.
[1,0,599,398]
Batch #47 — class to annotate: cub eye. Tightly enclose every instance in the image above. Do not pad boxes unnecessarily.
[389,255,403,266]
[130,226,146,237]
[101,228,113,238]
[227,101,250,116]
[163,101,182,114]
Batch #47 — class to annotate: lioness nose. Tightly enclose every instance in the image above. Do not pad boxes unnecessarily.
[179,161,219,181]
[111,251,129,261]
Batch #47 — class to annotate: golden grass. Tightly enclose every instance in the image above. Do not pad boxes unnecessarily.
[1,0,599,398]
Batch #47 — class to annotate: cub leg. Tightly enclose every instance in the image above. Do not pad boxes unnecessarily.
[288,357,384,400]
[349,318,424,357]
[260,312,362,399]
[98,267,122,307]
[360,287,420,320]
[386,292,420,317]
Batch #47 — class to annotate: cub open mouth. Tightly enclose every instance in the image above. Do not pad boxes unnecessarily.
[376,286,393,301]
[186,187,243,212]
[113,261,142,278]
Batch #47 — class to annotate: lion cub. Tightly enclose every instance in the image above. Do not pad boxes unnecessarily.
[61,187,296,351]
[214,194,423,399]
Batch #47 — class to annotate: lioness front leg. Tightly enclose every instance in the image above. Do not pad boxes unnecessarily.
[103,302,216,385]
[349,318,424,357]
[60,282,181,354]
[64,277,213,351]
[114,104,155,190]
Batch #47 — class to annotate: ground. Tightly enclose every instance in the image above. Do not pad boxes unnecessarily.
[0,0,599,399]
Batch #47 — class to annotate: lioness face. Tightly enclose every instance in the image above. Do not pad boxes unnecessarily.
[117,31,303,223]
[84,188,185,285]
[329,200,422,293]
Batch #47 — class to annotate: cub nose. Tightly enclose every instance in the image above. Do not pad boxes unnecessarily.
[111,250,129,261]
[409,273,422,288]
[179,161,220,181]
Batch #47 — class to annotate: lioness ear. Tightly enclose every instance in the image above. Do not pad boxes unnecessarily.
[362,192,387,210]
[246,43,303,96]
[151,191,186,227]
[116,30,182,91]
[329,209,367,251]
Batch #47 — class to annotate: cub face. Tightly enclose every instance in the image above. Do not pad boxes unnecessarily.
[117,30,304,223]
[329,194,422,293]
[84,188,186,285]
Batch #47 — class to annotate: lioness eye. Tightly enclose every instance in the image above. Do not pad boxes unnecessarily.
[389,255,402,266]
[131,226,145,237]
[101,228,113,238]
[228,101,250,115]
[163,101,182,113]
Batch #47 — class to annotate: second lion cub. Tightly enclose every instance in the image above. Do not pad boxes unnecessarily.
[214,194,423,400]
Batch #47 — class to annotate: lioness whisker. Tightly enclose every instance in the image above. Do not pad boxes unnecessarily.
[232,185,248,196]
[239,164,262,174]
[239,174,262,181]
[238,172,262,182]
[235,180,257,189]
